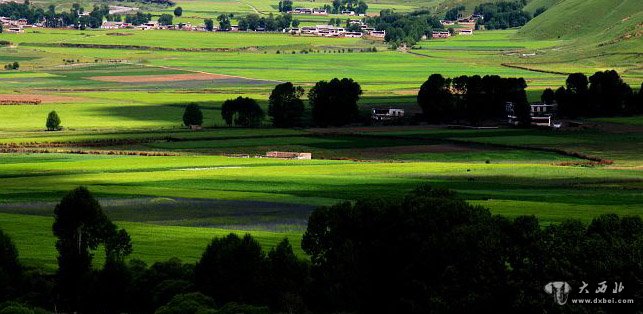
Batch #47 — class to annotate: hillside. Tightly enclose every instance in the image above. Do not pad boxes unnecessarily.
[510,0,642,77]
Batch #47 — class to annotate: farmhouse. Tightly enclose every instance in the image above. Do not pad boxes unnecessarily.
[7,26,24,33]
[290,8,328,15]
[138,21,159,30]
[506,102,558,127]
[345,31,363,38]
[372,108,405,121]
[457,29,473,35]
[440,20,455,26]
[341,10,356,15]
[266,151,312,160]
[432,31,450,38]
[101,21,124,29]
[369,30,385,38]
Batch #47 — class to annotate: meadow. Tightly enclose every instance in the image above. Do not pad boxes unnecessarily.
[1,117,642,269]
[0,21,641,271]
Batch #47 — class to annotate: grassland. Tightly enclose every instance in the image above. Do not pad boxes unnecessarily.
[0,120,641,269]
[0,6,640,272]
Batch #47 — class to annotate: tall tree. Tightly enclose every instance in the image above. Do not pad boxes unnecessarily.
[559,73,588,118]
[588,70,632,116]
[0,229,21,301]
[268,82,305,128]
[52,187,130,311]
[309,78,362,127]
[417,74,453,123]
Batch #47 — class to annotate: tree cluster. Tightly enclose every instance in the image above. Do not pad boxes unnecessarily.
[552,71,641,118]
[221,97,265,127]
[444,5,465,20]
[301,186,643,313]
[309,78,362,127]
[3,61,18,70]
[125,11,153,26]
[0,186,641,313]
[0,1,44,24]
[474,1,531,30]
[365,9,442,46]
[157,14,173,26]
[417,74,531,125]
[237,13,293,31]
[330,0,368,14]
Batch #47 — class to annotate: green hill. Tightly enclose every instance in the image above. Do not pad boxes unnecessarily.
[512,0,642,79]
[517,0,642,49]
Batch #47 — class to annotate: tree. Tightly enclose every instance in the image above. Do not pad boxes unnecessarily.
[0,229,21,301]
[155,293,216,314]
[268,82,305,128]
[217,14,231,31]
[266,239,308,312]
[508,78,531,126]
[541,88,555,105]
[204,18,213,31]
[194,234,267,304]
[46,110,61,131]
[278,0,293,13]
[158,13,173,26]
[182,103,204,127]
[173,6,182,17]
[220,97,264,128]
[309,78,362,127]
[52,187,131,311]
[355,0,368,14]
[559,72,589,118]
[417,74,453,123]
[291,19,300,28]
[0,23,3,33]
[588,70,632,116]
[302,186,508,313]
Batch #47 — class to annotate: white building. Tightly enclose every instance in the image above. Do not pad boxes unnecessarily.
[372,108,405,121]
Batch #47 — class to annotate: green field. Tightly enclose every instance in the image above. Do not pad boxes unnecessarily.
[0,0,641,272]
[1,122,641,268]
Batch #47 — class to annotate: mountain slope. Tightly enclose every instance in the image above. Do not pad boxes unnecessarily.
[517,0,642,48]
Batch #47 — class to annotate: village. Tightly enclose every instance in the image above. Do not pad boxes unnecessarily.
[1,6,483,39]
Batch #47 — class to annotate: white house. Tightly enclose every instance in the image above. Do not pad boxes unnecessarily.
[372,108,405,121]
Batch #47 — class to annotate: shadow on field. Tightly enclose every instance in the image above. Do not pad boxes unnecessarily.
[0,197,316,232]
[94,101,222,124]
